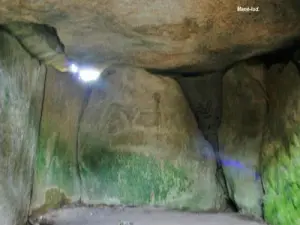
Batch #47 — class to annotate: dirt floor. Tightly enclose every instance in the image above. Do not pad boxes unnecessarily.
[33,206,267,225]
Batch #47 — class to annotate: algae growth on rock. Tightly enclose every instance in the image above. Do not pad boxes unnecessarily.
[78,141,224,211]
[262,62,300,225]
[76,68,226,210]
[31,67,84,211]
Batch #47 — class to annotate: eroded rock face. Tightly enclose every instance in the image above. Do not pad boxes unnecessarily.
[214,55,300,224]
[33,66,227,213]
[1,1,300,71]
[0,31,46,225]
[31,66,85,214]
[219,61,267,217]
[175,73,227,211]
[175,62,267,218]
[3,22,68,72]
[31,56,300,224]
[79,67,226,210]
[262,61,300,225]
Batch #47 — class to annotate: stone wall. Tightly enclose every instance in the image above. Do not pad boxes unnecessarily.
[219,61,266,217]
[32,66,227,213]
[78,67,225,210]
[0,31,46,225]
[31,66,85,214]
[262,61,300,225]
[217,58,300,224]
[2,28,298,224]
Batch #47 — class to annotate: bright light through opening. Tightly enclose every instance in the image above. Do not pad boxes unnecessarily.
[78,68,101,82]
[68,62,102,83]
[69,63,79,73]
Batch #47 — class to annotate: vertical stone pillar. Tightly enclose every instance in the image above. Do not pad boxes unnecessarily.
[0,31,46,225]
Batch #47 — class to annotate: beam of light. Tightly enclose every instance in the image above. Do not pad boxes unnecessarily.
[78,68,101,82]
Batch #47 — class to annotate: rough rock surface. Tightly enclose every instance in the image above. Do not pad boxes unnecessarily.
[219,60,267,217]
[175,73,227,212]
[32,66,227,213]
[79,67,225,210]
[0,31,46,225]
[31,66,85,215]
[262,61,300,225]
[1,1,300,71]
[30,54,300,225]
[3,22,68,72]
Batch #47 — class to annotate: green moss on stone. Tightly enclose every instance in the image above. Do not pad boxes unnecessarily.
[32,188,71,216]
[79,141,223,211]
[80,144,191,205]
[263,131,300,225]
[35,130,78,200]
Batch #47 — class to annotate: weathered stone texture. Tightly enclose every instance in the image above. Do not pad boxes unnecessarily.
[31,66,85,215]
[1,1,300,71]
[78,67,225,210]
[0,30,46,225]
[262,61,300,225]
[219,61,267,217]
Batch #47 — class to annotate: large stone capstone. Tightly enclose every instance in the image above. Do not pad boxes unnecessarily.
[0,1,300,71]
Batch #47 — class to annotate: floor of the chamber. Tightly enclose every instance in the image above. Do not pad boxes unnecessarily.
[32,206,267,225]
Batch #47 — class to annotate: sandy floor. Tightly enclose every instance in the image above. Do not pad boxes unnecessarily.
[35,206,267,225]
